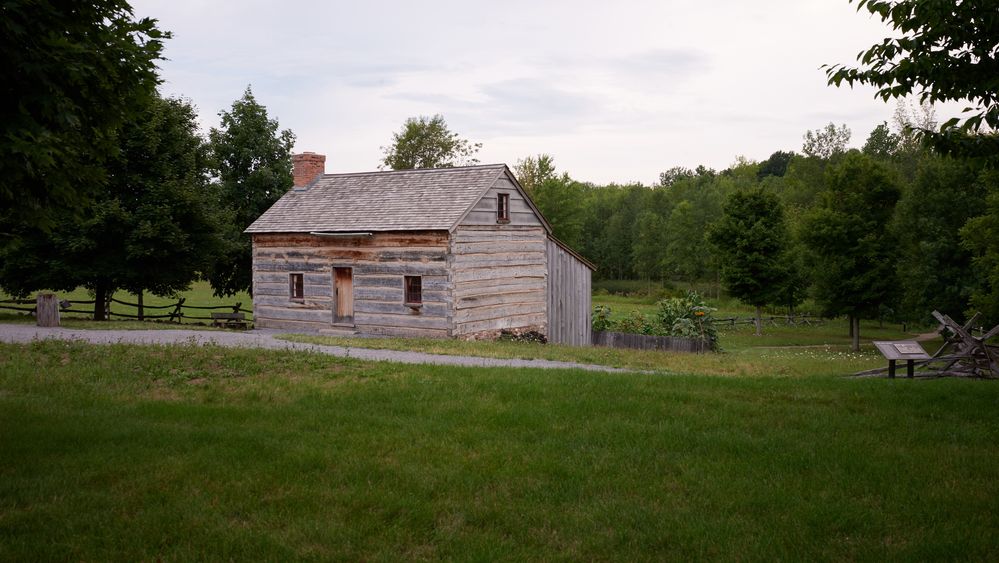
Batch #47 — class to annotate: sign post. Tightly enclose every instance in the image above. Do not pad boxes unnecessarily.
[872,341,931,379]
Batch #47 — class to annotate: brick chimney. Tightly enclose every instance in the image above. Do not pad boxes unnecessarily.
[292,152,326,187]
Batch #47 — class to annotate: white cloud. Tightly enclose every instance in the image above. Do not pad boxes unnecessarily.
[135,0,967,185]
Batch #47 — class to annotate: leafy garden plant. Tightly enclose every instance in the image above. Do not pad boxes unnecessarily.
[591,291,718,350]
[656,291,718,348]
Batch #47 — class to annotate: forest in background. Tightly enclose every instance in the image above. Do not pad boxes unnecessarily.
[3,1,997,332]
[517,102,997,327]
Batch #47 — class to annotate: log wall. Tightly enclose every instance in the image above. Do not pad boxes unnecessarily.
[251,232,450,336]
[547,238,592,346]
[450,225,548,338]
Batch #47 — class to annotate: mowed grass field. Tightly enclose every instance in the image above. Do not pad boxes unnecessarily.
[279,293,926,376]
[1,341,998,560]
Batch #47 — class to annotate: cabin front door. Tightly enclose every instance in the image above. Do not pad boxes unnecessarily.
[333,267,354,325]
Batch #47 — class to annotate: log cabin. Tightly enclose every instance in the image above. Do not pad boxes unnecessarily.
[245,153,594,345]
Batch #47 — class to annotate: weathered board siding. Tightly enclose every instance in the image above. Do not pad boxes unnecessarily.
[251,232,450,336]
[546,238,592,346]
[459,177,543,227]
[450,225,547,338]
[592,331,709,353]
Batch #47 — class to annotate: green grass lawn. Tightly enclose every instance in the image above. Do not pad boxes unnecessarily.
[1,341,997,560]
[0,281,252,326]
[279,296,930,376]
[280,333,904,377]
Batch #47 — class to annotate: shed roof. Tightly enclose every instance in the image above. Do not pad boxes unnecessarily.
[245,164,514,233]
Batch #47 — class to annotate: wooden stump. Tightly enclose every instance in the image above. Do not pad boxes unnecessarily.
[36,293,60,327]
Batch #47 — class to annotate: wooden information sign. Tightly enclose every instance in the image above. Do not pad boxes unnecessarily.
[873,340,930,378]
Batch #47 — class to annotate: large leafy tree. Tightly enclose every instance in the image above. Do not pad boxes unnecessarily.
[0,0,167,230]
[380,114,481,170]
[520,157,587,249]
[827,0,999,321]
[862,122,900,160]
[631,210,668,282]
[961,170,999,324]
[0,94,223,320]
[658,166,695,188]
[206,87,295,297]
[894,156,986,323]
[757,151,796,180]
[800,151,901,350]
[825,0,999,156]
[514,153,557,196]
[708,189,793,335]
[662,200,707,282]
[111,96,224,302]
[802,123,852,159]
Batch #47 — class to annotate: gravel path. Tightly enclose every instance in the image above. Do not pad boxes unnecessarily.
[0,323,635,373]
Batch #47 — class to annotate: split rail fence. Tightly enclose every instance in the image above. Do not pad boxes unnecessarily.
[0,296,252,324]
[713,314,824,327]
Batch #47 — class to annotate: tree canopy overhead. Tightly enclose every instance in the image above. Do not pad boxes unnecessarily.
[380,115,481,170]
[825,0,999,155]
[0,94,223,320]
[0,0,168,229]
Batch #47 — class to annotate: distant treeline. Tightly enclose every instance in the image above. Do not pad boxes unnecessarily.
[518,108,999,326]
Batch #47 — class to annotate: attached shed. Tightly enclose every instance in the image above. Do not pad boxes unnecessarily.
[245,154,595,344]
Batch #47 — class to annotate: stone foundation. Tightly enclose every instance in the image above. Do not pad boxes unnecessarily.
[459,324,547,342]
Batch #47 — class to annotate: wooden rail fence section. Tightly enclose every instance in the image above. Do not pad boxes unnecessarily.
[593,330,710,353]
[0,296,252,324]
[713,314,823,327]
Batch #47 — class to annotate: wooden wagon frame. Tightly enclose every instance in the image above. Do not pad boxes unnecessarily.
[857,311,999,379]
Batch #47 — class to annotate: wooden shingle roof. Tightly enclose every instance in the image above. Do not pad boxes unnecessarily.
[245,164,509,233]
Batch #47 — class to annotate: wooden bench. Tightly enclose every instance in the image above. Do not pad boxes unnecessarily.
[211,312,248,330]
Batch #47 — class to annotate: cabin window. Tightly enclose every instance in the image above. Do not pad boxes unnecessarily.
[404,276,422,305]
[289,273,304,300]
[497,193,510,223]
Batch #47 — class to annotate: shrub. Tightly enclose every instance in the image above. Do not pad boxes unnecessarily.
[615,310,658,335]
[592,305,613,332]
[656,291,718,349]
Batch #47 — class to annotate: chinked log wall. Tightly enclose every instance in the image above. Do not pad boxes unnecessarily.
[449,225,548,339]
[252,232,450,337]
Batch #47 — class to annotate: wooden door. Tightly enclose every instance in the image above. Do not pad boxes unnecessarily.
[333,267,354,325]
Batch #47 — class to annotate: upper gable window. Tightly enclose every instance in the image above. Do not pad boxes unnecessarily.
[497,193,510,223]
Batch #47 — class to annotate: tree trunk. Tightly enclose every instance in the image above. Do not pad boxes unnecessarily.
[93,282,108,321]
[755,305,763,336]
[137,290,144,321]
[852,316,861,352]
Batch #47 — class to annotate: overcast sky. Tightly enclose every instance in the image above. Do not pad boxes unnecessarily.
[132,0,960,185]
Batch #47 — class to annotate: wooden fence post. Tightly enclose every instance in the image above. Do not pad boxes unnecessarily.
[169,298,185,323]
[36,293,60,327]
